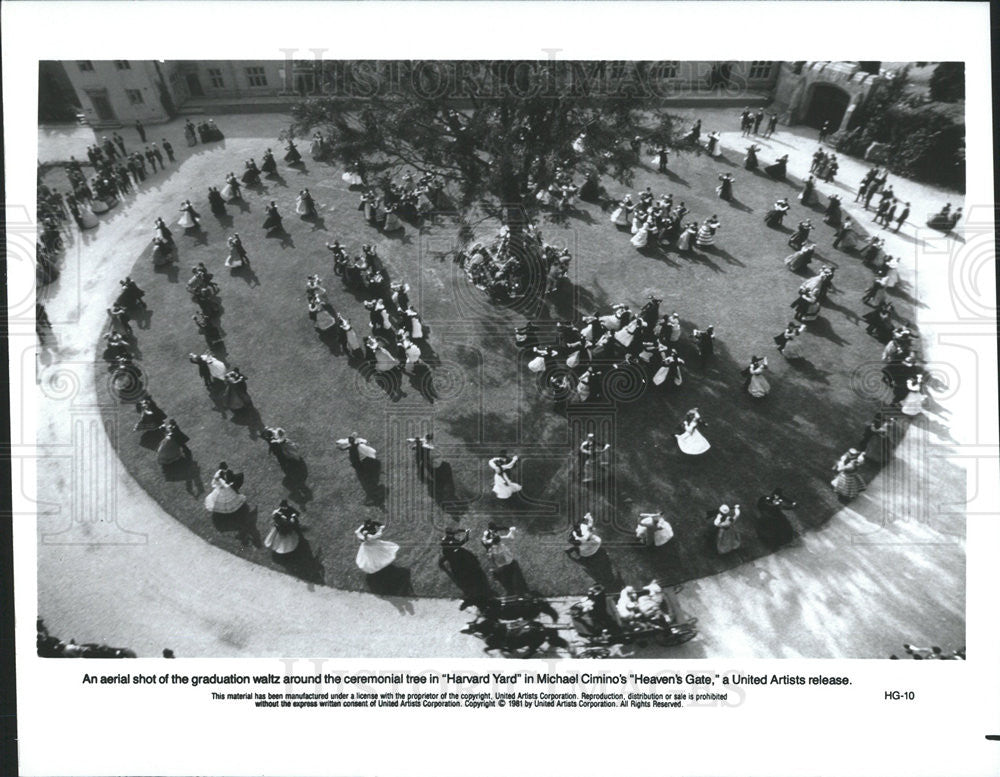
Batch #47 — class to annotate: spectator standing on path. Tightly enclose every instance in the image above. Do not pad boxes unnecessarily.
[145,146,158,173]
[753,109,764,135]
[113,132,126,156]
[162,139,175,163]
[764,112,778,138]
[135,119,146,143]
[894,202,910,232]
[818,120,831,143]
[151,143,164,169]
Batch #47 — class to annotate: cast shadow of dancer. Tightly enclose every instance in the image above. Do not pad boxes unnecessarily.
[164,455,205,497]
[354,456,387,508]
[440,546,495,603]
[280,457,313,506]
[212,503,263,549]
[492,560,529,595]
[366,564,416,613]
[274,532,325,585]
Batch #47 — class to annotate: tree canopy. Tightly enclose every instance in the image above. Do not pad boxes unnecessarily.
[288,61,682,220]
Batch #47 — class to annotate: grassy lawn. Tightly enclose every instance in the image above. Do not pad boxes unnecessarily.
[95,133,915,600]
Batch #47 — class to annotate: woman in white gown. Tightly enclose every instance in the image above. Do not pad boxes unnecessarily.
[264,501,301,555]
[489,452,521,499]
[354,520,399,574]
[675,408,711,455]
[366,336,399,372]
[900,374,926,416]
[567,513,602,558]
[201,353,228,382]
[630,218,651,249]
[744,356,770,398]
[177,200,200,229]
[481,523,517,570]
[711,503,741,554]
[203,464,247,514]
[337,434,377,467]
[635,511,673,547]
[221,174,240,202]
[676,222,697,251]
[882,256,901,288]
[609,196,632,227]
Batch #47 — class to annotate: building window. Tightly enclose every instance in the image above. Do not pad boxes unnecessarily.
[77,61,94,72]
[749,61,774,80]
[114,60,131,70]
[207,68,224,88]
[125,89,144,105]
[245,67,268,87]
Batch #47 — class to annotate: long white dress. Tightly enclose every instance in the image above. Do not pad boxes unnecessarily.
[342,170,364,186]
[781,331,804,359]
[574,519,602,558]
[203,356,228,381]
[337,438,377,459]
[675,419,711,455]
[610,205,629,226]
[489,456,522,499]
[355,525,399,573]
[177,209,197,228]
[635,514,673,546]
[630,223,650,248]
[221,181,239,201]
[747,367,770,398]
[373,345,398,372]
[614,320,639,347]
[900,380,926,416]
[203,474,246,514]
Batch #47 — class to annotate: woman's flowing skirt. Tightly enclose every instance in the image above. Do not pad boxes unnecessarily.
[677,230,694,251]
[599,313,623,331]
[342,171,364,186]
[262,213,282,231]
[487,542,515,569]
[90,199,110,215]
[831,471,866,499]
[610,206,629,226]
[224,384,247,410]
[695,227,715,247]
[204,483,246,514]
[636,518,674,547]
[178,211,197,229]
[630,227,649,248]
[264,527,299,554]
[900,390,926,416]
[356,538,399,573]
[310,140,324,159]
[221,183,238,202]
[748,373,770,398]
[185,129,197,147]
[79,209,99,229]
[781,336,803,359]
[225,249,245,268]
[715,524,741,554]
[152,243,173,266]
[344,328,362,353]
[578,533,602,558]
[156,436,184,466]
[384,212,402,232]
[278,440,302,461]
[784,250,810,271]
[374,348,398,372]
[284,148,301,164]
[493,473,522,499]
[676,427,711,455]
[314,309,337,331]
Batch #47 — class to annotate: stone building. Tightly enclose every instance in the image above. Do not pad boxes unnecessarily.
[771,61,885,132]
[55,59,783,125]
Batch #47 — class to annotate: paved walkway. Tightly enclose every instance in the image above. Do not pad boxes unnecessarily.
[30,114,966,658]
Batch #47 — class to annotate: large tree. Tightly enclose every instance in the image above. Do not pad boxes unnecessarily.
[288,60,681,222]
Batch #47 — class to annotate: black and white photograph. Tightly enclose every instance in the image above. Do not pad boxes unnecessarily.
[5,3,998,777]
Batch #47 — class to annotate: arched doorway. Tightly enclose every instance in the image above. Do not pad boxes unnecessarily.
[803,83,851,130]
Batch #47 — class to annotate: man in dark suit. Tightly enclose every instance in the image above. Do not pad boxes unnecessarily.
[135,119,146,143]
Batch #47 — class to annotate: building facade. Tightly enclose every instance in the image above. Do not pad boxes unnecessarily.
[63,59,182,127]
[771,61,885,131]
